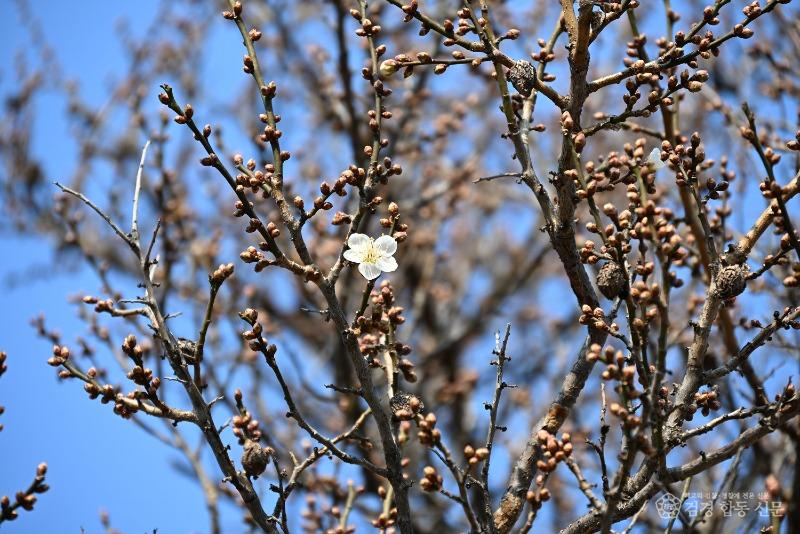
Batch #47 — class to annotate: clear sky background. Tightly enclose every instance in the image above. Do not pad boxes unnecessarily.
[0,2,239,532]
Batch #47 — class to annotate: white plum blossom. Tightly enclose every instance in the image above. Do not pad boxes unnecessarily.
[343,233,398,280]
[646,147,665,170]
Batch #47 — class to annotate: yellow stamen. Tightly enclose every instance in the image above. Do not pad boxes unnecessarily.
[362,243,379,264]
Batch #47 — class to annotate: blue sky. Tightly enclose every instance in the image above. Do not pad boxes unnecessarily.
[0,2,230,532]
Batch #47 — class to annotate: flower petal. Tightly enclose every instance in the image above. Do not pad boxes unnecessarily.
[375,256,397,273]
[343,248,365,263]
[373,235,397,256]
[646,147,665,170]
[347,233,370,251]
[358,262,382,280]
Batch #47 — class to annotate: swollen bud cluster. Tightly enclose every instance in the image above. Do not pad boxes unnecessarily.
[419,466,442,492]
[389,391,424,421]
[463,444,489,467]
[210,263,235,286]
[534,430,573,473]
[47,345,70,367]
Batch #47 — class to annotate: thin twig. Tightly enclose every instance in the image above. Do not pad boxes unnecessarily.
[130,140,151,243]
[473,172,522,183]
[54,182,138,254]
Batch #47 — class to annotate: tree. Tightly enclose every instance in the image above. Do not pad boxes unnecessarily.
[1,0,799,532]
